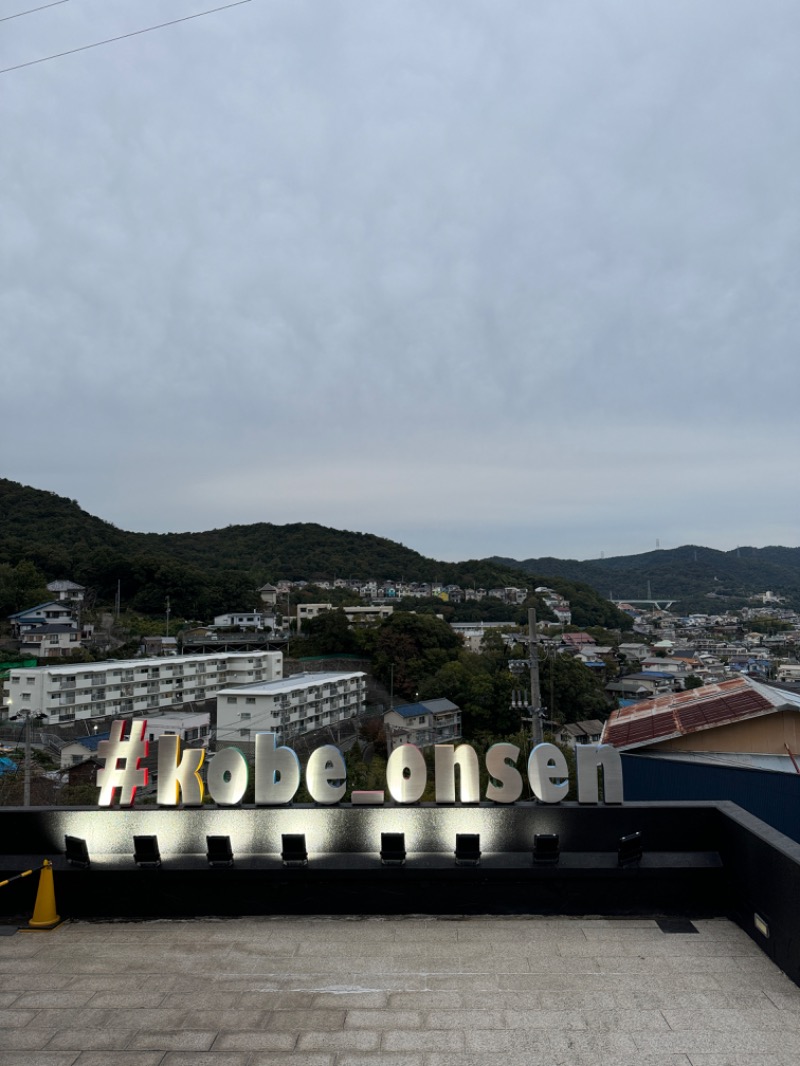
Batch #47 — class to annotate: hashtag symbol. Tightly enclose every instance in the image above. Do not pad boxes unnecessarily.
[96,720,149,806]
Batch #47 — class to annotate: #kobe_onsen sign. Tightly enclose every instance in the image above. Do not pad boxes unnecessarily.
[95,720,624,808]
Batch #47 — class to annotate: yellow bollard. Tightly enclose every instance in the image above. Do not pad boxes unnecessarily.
[27,860,61,930]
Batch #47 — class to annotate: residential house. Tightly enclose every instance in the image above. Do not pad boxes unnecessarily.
[384,699,462,752]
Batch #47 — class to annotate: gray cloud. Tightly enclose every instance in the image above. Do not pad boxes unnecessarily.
[2,0,798,561]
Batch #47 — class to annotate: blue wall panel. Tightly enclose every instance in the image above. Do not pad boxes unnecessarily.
[622,755,800,844]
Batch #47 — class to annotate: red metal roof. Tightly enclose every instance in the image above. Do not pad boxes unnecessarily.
[602,676,783,750]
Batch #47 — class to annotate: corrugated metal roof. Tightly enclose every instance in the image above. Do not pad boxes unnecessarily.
[602,675,789,751]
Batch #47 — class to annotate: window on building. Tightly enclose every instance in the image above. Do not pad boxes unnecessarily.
[240,712,251,720]
[246,697,256,705]
[26,678,35,686]
[226,697,237,704]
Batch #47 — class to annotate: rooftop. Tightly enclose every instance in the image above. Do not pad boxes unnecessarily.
[603,675,800,751]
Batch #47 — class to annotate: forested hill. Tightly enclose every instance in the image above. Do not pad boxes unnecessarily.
[0,479,630,628]
[492,545,800,612]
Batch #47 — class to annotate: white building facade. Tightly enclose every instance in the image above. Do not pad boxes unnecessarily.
[216,670,366,746]
[3,652,283,726]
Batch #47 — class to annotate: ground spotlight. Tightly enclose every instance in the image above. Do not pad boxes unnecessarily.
[618,831,643,868]
[380,832,406,866]
[206,835,234,868]
[281,834,308,867]
[133,835,162,868]
[64,835,90,868]
[455,833,481,866]
[532,833,560,865]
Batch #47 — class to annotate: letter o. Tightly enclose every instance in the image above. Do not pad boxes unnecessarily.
[207,747,249,806]
[386,744,427,803]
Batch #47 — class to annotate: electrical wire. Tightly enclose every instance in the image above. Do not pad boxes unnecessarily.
[0,0,253,74]
[0,0,69,23]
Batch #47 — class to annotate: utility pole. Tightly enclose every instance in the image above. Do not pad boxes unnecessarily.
[165,595,171,639]
[527,608,544,746]
[23,711,31,807]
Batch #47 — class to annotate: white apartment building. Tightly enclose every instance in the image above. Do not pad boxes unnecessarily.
[216,670,366,746]
[3,652,283,726]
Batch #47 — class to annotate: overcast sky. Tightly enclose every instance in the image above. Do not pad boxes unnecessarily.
[3,0,799,564]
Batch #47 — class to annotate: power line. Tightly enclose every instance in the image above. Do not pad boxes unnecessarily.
[0,1,69,23]
[0,0,253,75]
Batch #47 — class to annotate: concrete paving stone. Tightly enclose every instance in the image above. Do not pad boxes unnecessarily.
[86,990,167,1009]
[248,1056,333,1066]
[211,1031,298,1051]
[344,1009,422,1029]
[765,990,800,1009]
[546,1030,641,1054]
[501,971,723,991]
[426,1053,551,1066]
[579,1057,693,1066]
[712,973,793,993]
[335,1054,422,1066]
[382,1028,465,1051]
[524,955,604,973]
[159,1054,253,1066]
[613,989,778,1010]
[66,975,153,993]
[423,974,500,991]
[267,1009,346,1031]
[72,1055,165,1066]
[592,954,743,974]
[533,990,618,1010]
[150,991,244,1009]
[0,1029,59,1050]
[0,1008,41,1027]
[40,1007,181,1031]
[178,1008,270,1030]
[662,1008,800,1031]
[297,1030,381,1051]
[504,1009,589,1030]
[463,1029,549,1053]
[0,975,71,992]
[0,1054,79,1066]
[387,991,465,1009]
[687,1056,785,1065]
[15,991,97,1008]
[634,1030,791,1055]
[309,992,390,1008]
[0,957,61,974]
[584,1009,672,1031]
[45,1030,136,1051]
[126,1029,218,1051]
[423,1009,507,1030]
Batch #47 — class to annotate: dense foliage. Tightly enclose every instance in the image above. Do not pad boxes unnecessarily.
[0,478,630,629]
[492,543,800,612]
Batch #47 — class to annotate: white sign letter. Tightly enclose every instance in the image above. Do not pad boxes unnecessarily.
[434,744,480,803]
[207,747,249,805]
[254,732,301,805]
[157,735,205,806]
[485,743,523,804]
[306,745,347,805]
[528,742,569,804]
[386,744,427,803]
[576,743,624,804]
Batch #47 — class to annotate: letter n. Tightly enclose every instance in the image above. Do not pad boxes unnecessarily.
[576,743,623,804]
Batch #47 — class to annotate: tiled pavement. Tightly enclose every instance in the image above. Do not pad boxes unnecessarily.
[0,916,798,1065]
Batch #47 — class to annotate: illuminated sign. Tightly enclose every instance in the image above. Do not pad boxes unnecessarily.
[96,719,623,808]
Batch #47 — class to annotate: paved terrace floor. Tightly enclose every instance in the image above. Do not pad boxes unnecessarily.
[0,916,798,1065]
